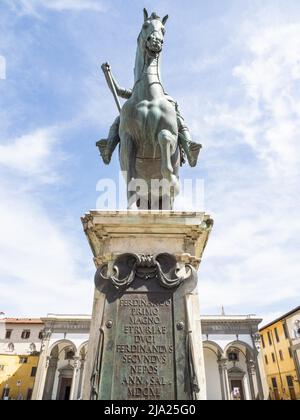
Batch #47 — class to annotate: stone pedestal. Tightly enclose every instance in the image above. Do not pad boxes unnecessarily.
[81,211,213,400]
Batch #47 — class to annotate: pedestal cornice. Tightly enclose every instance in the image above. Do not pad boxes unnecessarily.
[81,211,213,270]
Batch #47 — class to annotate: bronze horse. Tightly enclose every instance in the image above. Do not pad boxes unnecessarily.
[98,9,201,209]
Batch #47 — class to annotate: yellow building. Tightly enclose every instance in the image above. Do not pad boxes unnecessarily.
[0,318,44,400]
[260,306,300,400]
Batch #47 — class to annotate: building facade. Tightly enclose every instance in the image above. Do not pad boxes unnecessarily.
[0,317,44,400]
[202,314,266,400]
[260,306,300,400]
[286,307,300,390]
[29,313,266,400]
[32,314,90,400]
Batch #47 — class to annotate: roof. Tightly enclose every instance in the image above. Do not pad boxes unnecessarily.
[259,306,300,331]
[2,318,43,325]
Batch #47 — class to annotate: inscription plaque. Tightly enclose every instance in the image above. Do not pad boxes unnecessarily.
[94,252,199,401]
[112,292,174,400]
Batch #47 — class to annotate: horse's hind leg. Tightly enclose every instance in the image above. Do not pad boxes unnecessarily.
[119,134,136,209]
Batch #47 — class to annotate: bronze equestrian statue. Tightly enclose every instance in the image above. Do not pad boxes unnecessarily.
[97,9,202,209]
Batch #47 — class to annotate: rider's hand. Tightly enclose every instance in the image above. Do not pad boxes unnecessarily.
[101,62,111,72]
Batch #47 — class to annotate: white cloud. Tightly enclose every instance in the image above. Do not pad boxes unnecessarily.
[0,55,6,80]
[0,123,93,316]
[206,23,300,178]
[0,128,61,180]
[9,0,106,15]
[0,186,93,316]
[183,19,300,319]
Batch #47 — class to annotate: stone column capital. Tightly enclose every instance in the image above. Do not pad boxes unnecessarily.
[217,357,228,369]
[73,357,81,370]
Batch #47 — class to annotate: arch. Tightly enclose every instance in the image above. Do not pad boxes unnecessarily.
[29,343,36,353]
[203,340,223,400]
[203,340,223,358]
[7,342,14,352]
[78,341,89,359]
[49,339,77,357]
[224,340,254,359]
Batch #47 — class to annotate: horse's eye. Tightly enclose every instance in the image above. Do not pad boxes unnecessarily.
[162,27,166,35]
[143,22,149,29]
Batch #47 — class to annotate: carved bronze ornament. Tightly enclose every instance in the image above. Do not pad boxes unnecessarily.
[95,253,196,290]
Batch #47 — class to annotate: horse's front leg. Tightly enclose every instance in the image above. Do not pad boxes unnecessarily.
[158,130,178,182]
[158,129,180,208]
[119,134,136,209]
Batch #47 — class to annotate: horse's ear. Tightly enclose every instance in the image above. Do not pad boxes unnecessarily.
[162,14,169,25]
[143,8,149,21]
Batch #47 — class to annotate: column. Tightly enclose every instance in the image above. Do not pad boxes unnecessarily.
[217,358,226,400]
[31,329,52,400]
[247,359,256,400]
[69,358,80,400]
[42,356,58,400]
[223,359,231,400]
[251,333,265,400]
[218,358,231,400]
[77,359,85,399]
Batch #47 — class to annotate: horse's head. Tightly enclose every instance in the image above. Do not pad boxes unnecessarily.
[138,8,169,59]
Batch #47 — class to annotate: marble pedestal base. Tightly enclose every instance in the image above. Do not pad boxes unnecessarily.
[81,211,213,401]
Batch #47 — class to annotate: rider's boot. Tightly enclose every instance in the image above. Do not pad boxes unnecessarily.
[179,128,202,167]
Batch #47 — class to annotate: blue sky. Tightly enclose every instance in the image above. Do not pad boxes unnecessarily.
[0,0,300,325]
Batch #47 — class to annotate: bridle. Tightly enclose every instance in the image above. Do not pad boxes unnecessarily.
[132,25,166,94]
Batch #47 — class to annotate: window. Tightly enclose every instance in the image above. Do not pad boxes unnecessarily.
[271,353,276,363]
[265,355,268,365]
[267,331,272,346]
[274,328,280,343]
[30,367,37,377]
[21,330,30,339]
[1,387,10,400]
[19,357,28,364]
[283,323,289,339]
[5,330,12,339]
[38,331,44,340]
[288,347,293,358]
[271,377,280,400]
[279,350,284,361]
[228,351,239,362]
[261,335,265,349]
[286,375,296,400]
[65,349,75,360]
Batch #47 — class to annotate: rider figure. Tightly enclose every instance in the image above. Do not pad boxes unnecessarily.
[97,63,202,167]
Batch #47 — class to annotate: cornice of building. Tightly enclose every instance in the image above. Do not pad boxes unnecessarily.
[259,306,300,331]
